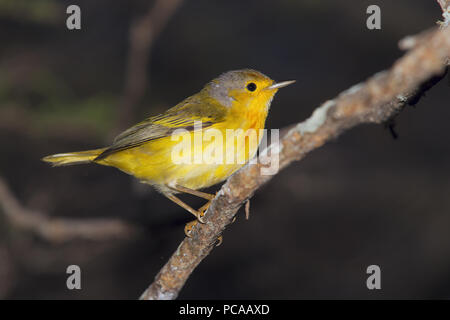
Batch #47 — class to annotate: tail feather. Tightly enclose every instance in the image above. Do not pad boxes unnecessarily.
[42,148,106,166]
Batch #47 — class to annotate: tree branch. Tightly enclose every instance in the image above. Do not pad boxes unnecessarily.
[140,17,450,301]
[0,177,136,243]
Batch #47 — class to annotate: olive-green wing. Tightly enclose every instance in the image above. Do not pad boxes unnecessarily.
[95,96,227,160]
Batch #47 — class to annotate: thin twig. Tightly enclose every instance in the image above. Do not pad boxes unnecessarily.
[245,200,250,220]
[139,24,450,299]
[0,177,136,243]
[116,0,183,131]
[437,0,450,13]
[437,0,450,28]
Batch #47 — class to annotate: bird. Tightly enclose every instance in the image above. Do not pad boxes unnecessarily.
[42,69,295,236]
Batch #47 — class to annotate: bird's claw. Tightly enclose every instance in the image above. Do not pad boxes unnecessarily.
[184,200,223,244]
[184,220,197,237]
[184,219,223,247]
[215,235,223,247]
[197,212,206,224]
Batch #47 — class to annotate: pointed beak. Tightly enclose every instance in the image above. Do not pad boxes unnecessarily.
[265,80,296,90]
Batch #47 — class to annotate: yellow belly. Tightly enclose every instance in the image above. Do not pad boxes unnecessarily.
[98,126,263,191]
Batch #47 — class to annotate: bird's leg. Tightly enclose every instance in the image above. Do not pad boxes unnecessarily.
[164,193,206,223]
[184,200,211,236]
[171,184,215,201]
[165,185,221,243]
[198,200,212,215]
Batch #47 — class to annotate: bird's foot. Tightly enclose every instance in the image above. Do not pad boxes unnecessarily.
[184,201,222,246]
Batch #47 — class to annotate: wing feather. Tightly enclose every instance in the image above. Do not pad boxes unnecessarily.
[95,95,227,160]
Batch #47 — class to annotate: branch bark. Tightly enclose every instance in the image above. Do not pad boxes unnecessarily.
[0,177,136,243]
[116,0,183,132]
[140,17,450,301]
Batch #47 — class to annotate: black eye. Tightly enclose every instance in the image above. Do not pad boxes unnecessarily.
[246,82,257,92]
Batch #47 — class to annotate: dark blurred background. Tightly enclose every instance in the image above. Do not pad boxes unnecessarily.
[0,0,449,299]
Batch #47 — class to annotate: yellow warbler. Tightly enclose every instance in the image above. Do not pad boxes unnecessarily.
[42,69,294,233]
